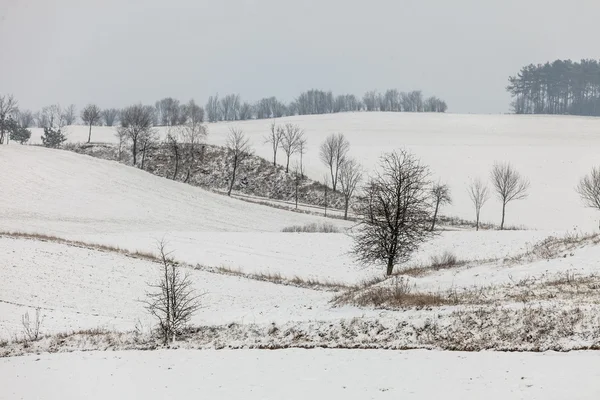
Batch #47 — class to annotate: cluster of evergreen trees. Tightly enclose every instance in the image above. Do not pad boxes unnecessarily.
[507,59,600,116]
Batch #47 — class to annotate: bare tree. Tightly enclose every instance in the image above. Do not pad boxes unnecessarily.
[181,99,204,125]
[264,121,284,166]
[468,178,490,231]
[0,94,18,144]
[226,128,252,196]
[280,123,304,173]
[119,104,155,166]
[139,129,159,170]
[576,167,600,225]
[239,102,253,120]
[292,164,302,209]
[491,162,530,230]
[166,131,181,180]
[102,108,120,126]
[319,133,350,191]
[220,94,241,121]
[178,121,208,182]
[206,94,220,122]
[43,104,64,130]
[298,138,307,179]
[114,128,129,161]
[33,111,48,128]
[338,158,363,220]
[353,150,434,276]
[144,240,202,345]
[17,110,34,128]
[155,97,181,126]
[430,182,452,231]
[62,104,77,125]
[81,104,102,143]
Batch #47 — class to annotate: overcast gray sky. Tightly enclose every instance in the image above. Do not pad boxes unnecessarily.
[1,0,599,113]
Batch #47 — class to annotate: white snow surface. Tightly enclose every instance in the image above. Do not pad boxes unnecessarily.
[27,112,600,230]
[2,349,600,400]
[0,145,346,234]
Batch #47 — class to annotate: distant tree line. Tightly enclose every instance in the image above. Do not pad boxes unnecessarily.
[205,89,447,122]
[507,59,600,116]
[3,86,447,137]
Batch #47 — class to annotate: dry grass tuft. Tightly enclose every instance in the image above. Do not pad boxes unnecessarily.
[333,276,448,308]
[281,222,341,233]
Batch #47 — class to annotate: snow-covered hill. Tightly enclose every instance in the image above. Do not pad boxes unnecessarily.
[0,145,344,235]
[26,112,600,230]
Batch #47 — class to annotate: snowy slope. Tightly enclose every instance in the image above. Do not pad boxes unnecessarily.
[0,145,346,234]
[0,236,361,339]
[2,349,600,400]
[28,112,600,230]
[67,229,556,283]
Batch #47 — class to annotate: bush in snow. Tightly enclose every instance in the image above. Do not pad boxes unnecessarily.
[41,126,66,148]
[143,240,202,345]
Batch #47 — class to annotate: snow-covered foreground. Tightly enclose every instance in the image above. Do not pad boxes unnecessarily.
[2,230,598,342]
[2,349,600,400]
[0,236,362,340]
[27,112,600,230]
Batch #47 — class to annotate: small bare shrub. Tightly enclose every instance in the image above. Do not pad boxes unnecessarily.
[22,308,43,342]
[430,251,459,270]
[144,240,203,345]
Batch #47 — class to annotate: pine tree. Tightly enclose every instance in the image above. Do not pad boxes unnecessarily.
[41,126,66,148]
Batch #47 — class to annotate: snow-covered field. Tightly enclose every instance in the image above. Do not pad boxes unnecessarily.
[3,349,600,400]
[4,113,600,398]
[27,112,600,231]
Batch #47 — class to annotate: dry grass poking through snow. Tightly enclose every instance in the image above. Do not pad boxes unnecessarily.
[281,222,341,233]
[0,231,159,262]
[505,231,600,264]
[5,304,600,356]
[213,266,350,292]
[332,276,452,309]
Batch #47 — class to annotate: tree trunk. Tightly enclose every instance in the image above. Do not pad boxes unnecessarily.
[88,123,92,143]
[141,145,147,170]
[386,258,394,276]
[344,197,349,220]
[333,167,338,192]
[295,184,298,209]
[324,186,328,217]
[273,150,277,167]
[228,157,237,196]
[431,201,439,231]
[132,139,137,166]
[476,212,480,231]
[172,150,179,180]
[285,155,290,173]
[500,202,506,230]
